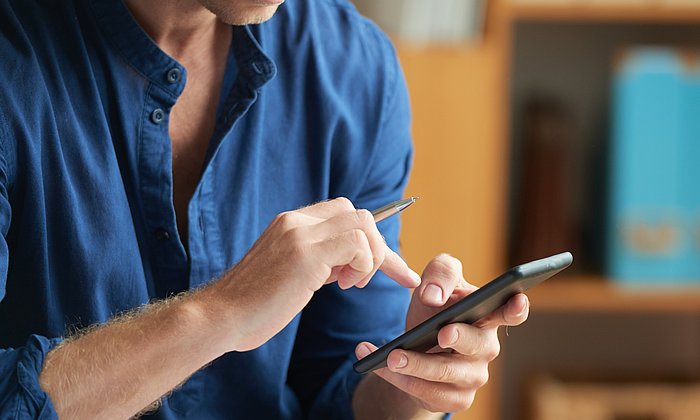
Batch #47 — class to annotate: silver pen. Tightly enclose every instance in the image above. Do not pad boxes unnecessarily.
[371,197,417,223]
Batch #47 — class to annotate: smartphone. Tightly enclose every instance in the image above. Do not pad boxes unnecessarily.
[353,252,573,374]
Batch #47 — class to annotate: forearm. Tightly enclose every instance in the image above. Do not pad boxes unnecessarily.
[35,197,420,419]
[38,285,235,419]
[352,373,443,420]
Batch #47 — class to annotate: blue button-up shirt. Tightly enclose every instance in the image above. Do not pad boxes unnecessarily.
[0,0,413,418]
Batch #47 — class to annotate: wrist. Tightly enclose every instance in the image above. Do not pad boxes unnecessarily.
[354,374,443,420]
[181,281,241,355]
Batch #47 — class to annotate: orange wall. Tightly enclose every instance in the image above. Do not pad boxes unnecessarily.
[396,2,512,418]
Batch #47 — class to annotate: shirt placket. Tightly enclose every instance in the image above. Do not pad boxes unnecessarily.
[187,26,277,287]
[138,69,190,298]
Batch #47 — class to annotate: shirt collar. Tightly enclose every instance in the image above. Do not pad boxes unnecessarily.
[232,25,277,92]
[89,0,276,97]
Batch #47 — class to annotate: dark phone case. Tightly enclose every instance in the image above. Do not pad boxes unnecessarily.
[353,252,573,374]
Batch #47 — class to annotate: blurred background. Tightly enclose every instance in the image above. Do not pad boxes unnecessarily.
[352,1,700,419]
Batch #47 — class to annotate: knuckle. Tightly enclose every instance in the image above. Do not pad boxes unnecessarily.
[422,402,448,413]
[469,336,488,358]
[282,230,307,257]
[334,197,355,211]
[427,388,454,411]
[356,277,371,288]
[430,254,463,280]
[355,209,374,225]
[443,394,469,413]
[372,253,383,269]
[437,360,457,383]
[403,353,420,374]
[433,253,462,272]
[435,392,475,413]
[272,212,286,225]
[486,341,501,361]
[372,243,386,267]
[457,392,476,412]
[404,376,424,398]
[274,211,298,230]
[419,385,470,413]
[358,258,374,274]
[478,369,490,388]
[348,228,367,245]
[282,226,304,244]
[422,402,442,414]
[466,364,490,389]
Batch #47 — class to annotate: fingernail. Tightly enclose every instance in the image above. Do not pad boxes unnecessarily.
[409,270,422,287]
[357,344,372,359]
[423,284,443,304]
[395,353,408,369]
[516,297,528,317]
[517,304,528,318]
[447,328,459,346]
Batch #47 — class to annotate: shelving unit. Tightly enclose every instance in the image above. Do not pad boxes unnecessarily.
[509,2,700,23]
[395,1,700,419]
[529,277,700,314]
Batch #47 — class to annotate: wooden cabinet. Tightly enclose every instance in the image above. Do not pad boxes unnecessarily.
[397,2,700,419]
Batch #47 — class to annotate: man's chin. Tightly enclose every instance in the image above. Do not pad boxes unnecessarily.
[202,1,283,26]
[237,7,279,25]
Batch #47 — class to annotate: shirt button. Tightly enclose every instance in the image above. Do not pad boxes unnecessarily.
[151,108,165,124]
[155,229,170,241]
[166,68,182,83]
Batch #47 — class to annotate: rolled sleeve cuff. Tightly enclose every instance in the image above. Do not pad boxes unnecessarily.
[10,335,62,419]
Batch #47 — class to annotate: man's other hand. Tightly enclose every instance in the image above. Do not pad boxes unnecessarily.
[355,254,529,414]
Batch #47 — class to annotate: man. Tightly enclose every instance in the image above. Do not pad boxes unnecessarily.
[0,0,529,418]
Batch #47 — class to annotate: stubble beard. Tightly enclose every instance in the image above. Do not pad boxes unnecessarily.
[198,1,282,25]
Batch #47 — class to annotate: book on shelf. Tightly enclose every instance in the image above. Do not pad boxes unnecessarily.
[607,47,700,285]
[510,98,583,271]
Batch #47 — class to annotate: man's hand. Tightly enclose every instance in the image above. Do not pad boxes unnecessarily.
[40,197,420,419]
[211,197,421,352]
[354,254,529,415]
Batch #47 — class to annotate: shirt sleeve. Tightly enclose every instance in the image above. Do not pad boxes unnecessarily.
[286,23,414,419]
[0,336,61,419]
[0,113,61,420]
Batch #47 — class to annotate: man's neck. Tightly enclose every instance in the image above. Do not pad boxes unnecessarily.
[124,0,227,63]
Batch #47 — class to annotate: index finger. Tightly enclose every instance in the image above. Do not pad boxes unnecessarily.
[379,248,422,289]
[473,293,530,329]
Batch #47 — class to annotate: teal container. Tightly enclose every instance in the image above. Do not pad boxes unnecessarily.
[608,48,699,284]
[683,57,700,280]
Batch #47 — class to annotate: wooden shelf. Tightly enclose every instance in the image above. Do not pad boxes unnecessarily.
[528,276,700,314]
[508,2,700,23]
[398,2,700,418]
